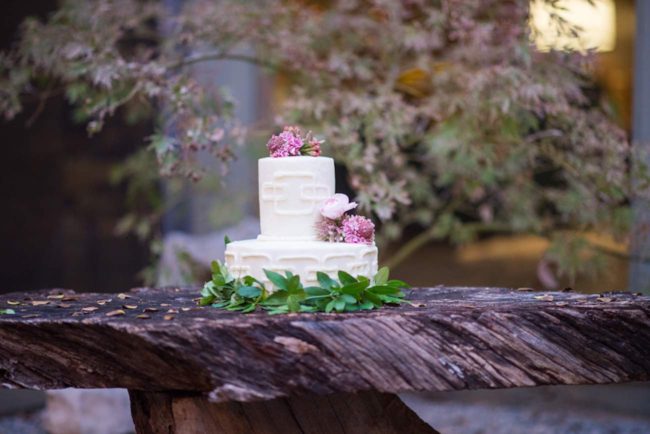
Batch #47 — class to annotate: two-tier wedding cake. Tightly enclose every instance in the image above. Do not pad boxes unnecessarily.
[225,127,378,287]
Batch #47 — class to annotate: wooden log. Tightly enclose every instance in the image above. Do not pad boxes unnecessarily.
[128,390,439,434]
[0,287,648,400]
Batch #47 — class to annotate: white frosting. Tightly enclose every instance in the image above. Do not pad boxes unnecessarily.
[225,239,378,288]
[258,156,334,240]
[225,154,379,287]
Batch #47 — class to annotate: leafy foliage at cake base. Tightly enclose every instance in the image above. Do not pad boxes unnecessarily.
[200,261,407,314]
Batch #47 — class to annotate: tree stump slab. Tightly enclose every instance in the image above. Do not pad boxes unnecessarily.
[0,286,649,433]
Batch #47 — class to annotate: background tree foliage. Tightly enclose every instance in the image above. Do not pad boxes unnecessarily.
[0,0,642,284]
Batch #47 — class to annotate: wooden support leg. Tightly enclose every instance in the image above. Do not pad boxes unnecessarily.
[129,390,439,434]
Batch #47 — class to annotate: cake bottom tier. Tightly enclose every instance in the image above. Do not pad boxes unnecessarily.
[225,239,378,288]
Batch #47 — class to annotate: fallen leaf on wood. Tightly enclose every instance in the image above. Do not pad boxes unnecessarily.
[62,296,78,302]
[534,295,554,302]
[22,314,41,318]
[160,303,171,307]
[167,309,179,314]
[97,299,112,306]
[516,287,534,292]
[596,297,613,303]
[555,301,569,307]
[181,307,191,312]
[164,315,175,321]
[57,303,72,309]
[136,314,150,319]
[81,307,98,313]
[123,305,138,310]
[143,307,159,313]
[106,309,125,317]
[31,301,49,306]
[47,294,65,300]
[117,293,131,300]
[7,301,20,306]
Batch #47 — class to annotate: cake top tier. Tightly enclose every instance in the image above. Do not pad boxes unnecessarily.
[256,126,375,245]
[258,156,334,241]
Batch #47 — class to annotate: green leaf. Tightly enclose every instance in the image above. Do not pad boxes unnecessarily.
[224,235,232,246]
[266,306,290,315]
[263,290,289,306]
[286,274,302,293]
[201,281,216,297]
[317,272,338,289]
[359,301,375,310]
[338,271,357,285]
[304,286,330,296]
[237,285,262,298]
[368,285,400,295]
[210,260,221,275]
[364,291,383,307]
[241,304,257,313]
[387,279,410,289]
[379,295,404,304]
[287,295,301,312]
[341,280,370,297]
[374,267,390,285]
[222,267,235,284]
[264,269,288,290]
[340,294,357,304]
[243,275,266,290]
[325,299,336,313]
[199,295,215,306]
[334,299,346,312]
[213,274,227,287]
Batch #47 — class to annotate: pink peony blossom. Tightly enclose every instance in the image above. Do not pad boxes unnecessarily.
[320,193,357,220]
[267,126,304,158]
[342,215,375,244]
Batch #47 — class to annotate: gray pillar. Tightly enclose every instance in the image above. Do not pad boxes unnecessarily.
[629,1,650,293]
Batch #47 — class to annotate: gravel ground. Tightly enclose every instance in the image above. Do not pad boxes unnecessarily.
[403,400,650,434]
[1,384,649,434]
[402,383,650,434]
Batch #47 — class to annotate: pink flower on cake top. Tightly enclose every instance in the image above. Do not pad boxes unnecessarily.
[316,193,375,245]
[266,126,322,157]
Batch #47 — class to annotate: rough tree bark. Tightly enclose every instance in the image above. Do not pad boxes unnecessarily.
[129,390,439,434]
[0,286,648,433]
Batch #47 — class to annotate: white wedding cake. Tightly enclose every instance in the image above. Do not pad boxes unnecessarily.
[225,128,378,287]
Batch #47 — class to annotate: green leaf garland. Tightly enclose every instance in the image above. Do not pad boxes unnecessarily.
[199,263,409,314]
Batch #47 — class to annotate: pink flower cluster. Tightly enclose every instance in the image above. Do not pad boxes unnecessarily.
[266,126,322,158]
[341,215,375,244]
[315,194,375,244]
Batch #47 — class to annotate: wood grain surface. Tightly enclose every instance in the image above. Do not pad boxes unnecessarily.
[0,286,648,403]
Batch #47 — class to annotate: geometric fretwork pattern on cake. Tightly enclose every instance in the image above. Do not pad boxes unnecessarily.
[225,246,378,287]
[261,171,330,216]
